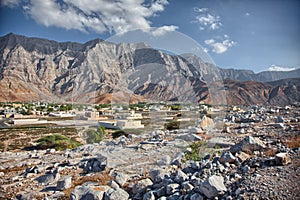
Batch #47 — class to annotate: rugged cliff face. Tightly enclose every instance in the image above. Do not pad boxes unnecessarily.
[0,33,299,105]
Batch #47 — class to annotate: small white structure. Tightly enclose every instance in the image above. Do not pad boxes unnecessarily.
[127,111,143,120]
[49,112,76,117]
[117,120,144,129]
[13,119,48,125]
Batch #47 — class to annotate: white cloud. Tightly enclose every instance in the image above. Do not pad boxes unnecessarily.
[204,39,215,45]
[193,7,222,30]
[0,0,19,7]
[194,7,208,13]
[150,25,178,36]
[267,65,296,72]
[2,0,176,36]
[204,37,236,54]
[245,12,250,16]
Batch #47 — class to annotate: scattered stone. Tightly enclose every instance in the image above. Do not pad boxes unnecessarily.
[195,116,214,130]
[36,171,60,185]
[223,126,231,133]
[57,176,72,191]
[237,128,245,134]
[46,149,56,154]
[276,116,285,123]
[272,123,285,129]
[241,165,250,174]
[70,182,108,200]
[80,155,107,173]
[132,178,153,194]
[108,180,120,189]
[152,186,166,198]
[219,151,236,164]
[236,151,250,163]
[171,152,184,167]
[143,191,156,200]
[113,172,128,187]
[1,104,299,200]
[166,183,180,195]
[16,191,38,200]
[190,193,204,200]
[105,188,129,200]
[176,134,202,142]
[275,152,292,165]
[199,175,227,198]
[150,168,169,183]
[182,181,194,192]
[157,155,171,166]
[174,169,189,183]
[25,166,40,174]
[230,136,266,154]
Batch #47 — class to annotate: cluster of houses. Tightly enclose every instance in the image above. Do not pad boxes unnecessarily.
[0,102,226,130]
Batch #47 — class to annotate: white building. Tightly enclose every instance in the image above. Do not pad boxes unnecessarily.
[117,120,144,129]
[127,111,143,120]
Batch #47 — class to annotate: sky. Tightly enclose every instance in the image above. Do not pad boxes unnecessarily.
[0,0,299,72]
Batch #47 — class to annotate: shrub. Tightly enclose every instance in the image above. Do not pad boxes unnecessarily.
[164,121,180,130]
[86,126,106,144]
[185,141,207,161]
[171,105,181,110]
[37,134,81,150]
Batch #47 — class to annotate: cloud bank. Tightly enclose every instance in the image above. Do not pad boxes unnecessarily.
[267,65,296,72]
[1,0,176,35]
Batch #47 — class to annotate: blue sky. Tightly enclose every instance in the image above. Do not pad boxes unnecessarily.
[0,0,299,72]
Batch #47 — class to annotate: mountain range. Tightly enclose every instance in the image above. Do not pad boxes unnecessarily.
[0,33,299,105]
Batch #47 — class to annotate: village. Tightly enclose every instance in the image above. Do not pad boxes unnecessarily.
[0,101,221,130]
[0,101,299,199]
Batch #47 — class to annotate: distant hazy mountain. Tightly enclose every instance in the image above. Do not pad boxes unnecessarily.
[0,33,299,105]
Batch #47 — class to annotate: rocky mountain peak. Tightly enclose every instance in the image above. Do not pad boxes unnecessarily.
[0,33,299,105]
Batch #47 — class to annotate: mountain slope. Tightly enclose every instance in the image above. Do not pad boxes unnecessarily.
[0,33,299,105]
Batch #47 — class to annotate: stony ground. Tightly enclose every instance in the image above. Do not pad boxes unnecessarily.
[0,105,299,200]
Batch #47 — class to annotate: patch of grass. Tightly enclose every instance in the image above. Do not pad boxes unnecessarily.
[185,141,208,161]
[0,126,79,151]
[36,134,82,150]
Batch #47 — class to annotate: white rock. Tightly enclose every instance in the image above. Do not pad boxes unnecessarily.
[199,175,227,198]
[132,178,153,194]
[143,191,155,200]
[166,183,180,195]
[105,188,129,200]
[113,172,128,187]
[219,151,236,164]
[275,152,292,165]
[57,176,72,190]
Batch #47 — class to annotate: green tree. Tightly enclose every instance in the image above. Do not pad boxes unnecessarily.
[86,126,106,144]
[47,107,54,112]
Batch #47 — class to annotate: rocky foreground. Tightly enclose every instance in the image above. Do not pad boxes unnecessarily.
[0,105,299,200]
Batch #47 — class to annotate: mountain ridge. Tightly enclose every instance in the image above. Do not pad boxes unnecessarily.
[0,33,299,105]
